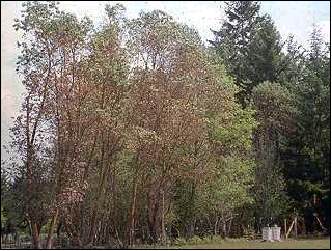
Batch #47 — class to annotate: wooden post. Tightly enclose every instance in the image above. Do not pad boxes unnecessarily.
[314,215,327,231]
[284,219,287,239]
[294,217,298,239]
[286,219,295,239]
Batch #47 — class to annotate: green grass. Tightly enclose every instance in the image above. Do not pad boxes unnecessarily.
[141,238,330,249]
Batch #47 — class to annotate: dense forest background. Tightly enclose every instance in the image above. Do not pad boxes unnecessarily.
[1,1,330,249]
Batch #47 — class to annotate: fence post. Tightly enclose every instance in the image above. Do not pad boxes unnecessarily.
[294,217,298,239]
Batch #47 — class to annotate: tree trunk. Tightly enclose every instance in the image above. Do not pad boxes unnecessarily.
[32,222,42,249]
[88,212,97,245]
[214,217,219,236]
[46,209,59,249]
[227,218,233,237]
[148,187,161,243]
[186,221,195,239]
[128,180,138,247]
[222,221,227,239]
[161,190,166,245]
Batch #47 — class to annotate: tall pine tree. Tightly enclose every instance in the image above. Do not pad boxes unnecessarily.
[281,26,331,233]
[210,1,283,106]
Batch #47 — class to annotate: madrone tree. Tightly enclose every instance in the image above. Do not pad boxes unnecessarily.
[9,2,258,248]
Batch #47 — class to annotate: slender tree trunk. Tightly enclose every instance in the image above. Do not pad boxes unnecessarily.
[56,221,62,244]
[46,208,59,249]
[222,220,227,239]
[88,140,106,245]
[128,178,138,247]
[31,222,42,249]
[214,217,219,236]
[147,186,160,243]
[227,218,233,237]
[161,190,166,245]
[88,212,97,245]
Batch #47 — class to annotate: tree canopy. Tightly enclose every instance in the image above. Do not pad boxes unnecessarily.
[1,1,330,249]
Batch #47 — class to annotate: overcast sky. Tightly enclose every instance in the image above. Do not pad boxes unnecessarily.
[1,1,330,159]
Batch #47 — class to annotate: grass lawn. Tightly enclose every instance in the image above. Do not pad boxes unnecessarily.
[142,238,330,249]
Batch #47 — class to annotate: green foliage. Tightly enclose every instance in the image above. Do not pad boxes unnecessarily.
[197,156,255,217]
[210,107,257,151]
[280,27,330,228]
[250,81,296,222]
[252,81,296,134]
[210,1,284,106]
[247,15,283,85]
[4,1,330,248]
